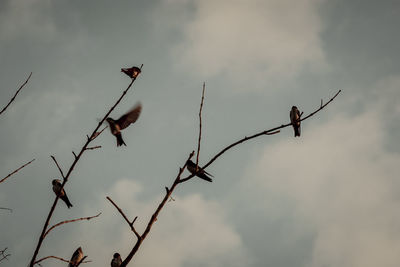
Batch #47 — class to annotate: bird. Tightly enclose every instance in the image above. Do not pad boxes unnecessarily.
[106,102,142,146]
[290,106,301,137]
[52,179,73,208]
[186,160,213,182]
[69,247,83,267]
[121,66,141,79]
[111,253,122,267]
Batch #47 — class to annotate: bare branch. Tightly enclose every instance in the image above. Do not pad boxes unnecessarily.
[0,248,10,262]
[0,158,35,184]
[196,82,206,169]
[85,145,102,151]
[29,67,142,267]
[34,255,91,266]
[0,207,13,213]
[107,196,141,240]
[202,90,341,169]
[91,125,108,140]
[0,72,32,116]
[120,151,195,267]
[43,213,101,238]
[50,156,65,179]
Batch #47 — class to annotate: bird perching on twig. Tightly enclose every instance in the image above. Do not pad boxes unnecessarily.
[186,160,213,182]
[121,66,141,79]
[290,106,301,137]
[52,179,73,208]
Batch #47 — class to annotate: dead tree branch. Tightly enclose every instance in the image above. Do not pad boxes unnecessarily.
[29,66,143,267]
[85,145,102,151]
[50,156,65,179]
[107,197,140,239]
[196,82,206,169]
[118,90,341,266]
[0,72,32,116]
[0,158,35,184]
[0,248,10,262]
[43,213,102,238]
[34,255,90,266]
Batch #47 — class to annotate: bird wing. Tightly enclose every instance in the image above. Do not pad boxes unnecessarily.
[116,103,142,129]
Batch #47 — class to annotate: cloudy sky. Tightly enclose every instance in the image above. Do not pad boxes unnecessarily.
[1,0,400,266]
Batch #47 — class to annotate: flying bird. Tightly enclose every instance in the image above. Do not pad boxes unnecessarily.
[106,102,142,146]
[52,179,73,208]
[121,66,141,79]
[186,160,213,182]
[69,247,83,267]
[290,106,301,137]
[111,253,122,267]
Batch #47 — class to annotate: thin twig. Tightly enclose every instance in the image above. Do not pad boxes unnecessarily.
[50,156,65,179]
[85,145,102,151]
[91,125,108,140]
[0,207,13,213]
[0,158,35,184]
[196,82,206,170]
[34,255,91,266]
[120,151,194,267]
[43,213,102,238]
[107,196,141,239]
[76,256,88,267]
[29,67,142,267]
[0,72,32,116]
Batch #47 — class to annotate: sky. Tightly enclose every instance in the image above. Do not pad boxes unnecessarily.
[1,0,400,266]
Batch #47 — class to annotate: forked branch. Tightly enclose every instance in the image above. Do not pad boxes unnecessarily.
[107,196,140,239]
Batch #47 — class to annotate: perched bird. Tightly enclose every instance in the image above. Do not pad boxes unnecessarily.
[111,253,122,267]
[121,66,141,79]
[52,179,73,208]
[186,160,213,182]
[290,106,301,137]
[106,102,142,146]
[69,247,83,267]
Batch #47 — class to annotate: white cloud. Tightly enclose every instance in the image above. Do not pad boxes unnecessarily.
[243,109,400,267]
[170,0,326,89]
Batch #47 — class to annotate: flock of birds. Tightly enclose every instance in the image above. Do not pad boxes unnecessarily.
[50,66,303,266]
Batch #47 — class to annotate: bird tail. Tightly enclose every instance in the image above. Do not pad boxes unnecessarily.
[61,195,73,208]
[294,125,301,137]
[198,173,213,182]
[116,133,126,146]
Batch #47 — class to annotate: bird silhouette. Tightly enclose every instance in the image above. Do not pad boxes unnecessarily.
[111,253,122,267]
[121,66,141,79]
[69,247,83,267]
[186,160,213,182]
[52,179,73,208]
[106,102,142,146]
[290,106,301,137]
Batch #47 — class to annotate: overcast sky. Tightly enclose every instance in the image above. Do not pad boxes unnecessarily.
[1,0,400,266]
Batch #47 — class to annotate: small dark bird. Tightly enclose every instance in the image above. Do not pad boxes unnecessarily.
[106,102,142,146]
[111,253,122,267]
[121,66,141,79]
[290,106,301,137]
[52,179,73,208]
[69,247,83,267]
[186,160,213,182]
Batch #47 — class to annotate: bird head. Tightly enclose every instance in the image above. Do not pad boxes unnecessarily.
[106,118,114,124]
[113,253,121,259]
[52,179,61,185]
[292,106,297,110]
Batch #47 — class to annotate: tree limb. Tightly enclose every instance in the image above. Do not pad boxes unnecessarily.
[0,248,10,262]
[0,158,35,184]
[0,72,32,116]
[43,213,102,238]
[29,66,143,267]
[34,255,90,266]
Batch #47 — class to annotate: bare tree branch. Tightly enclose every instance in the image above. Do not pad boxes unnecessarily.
[0,72,32,116]
[85,145,102,151]
[34,255,90,266]
[120,151,195,267]
[29,65,143,267]
[0,158,35,184]
[43,213,101,238]
[91,125,108,141]
[202,89,341,170]
[118,90,341,266]
[0,248,10,262]
[0,207,13,213]
[107,196,141,239]
[196,82,206,169]
[50,156,65,179]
